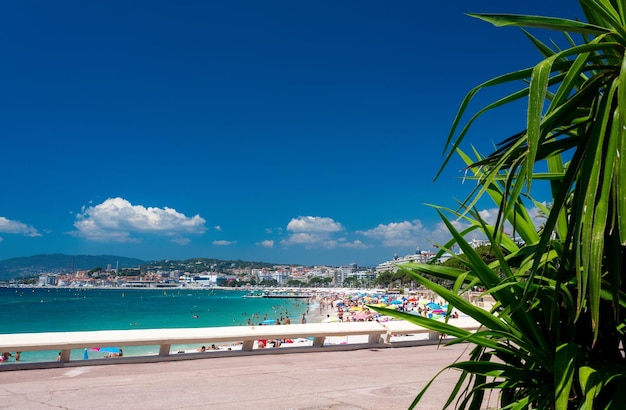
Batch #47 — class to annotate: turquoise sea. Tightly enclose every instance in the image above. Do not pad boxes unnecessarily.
[0,287,311,363]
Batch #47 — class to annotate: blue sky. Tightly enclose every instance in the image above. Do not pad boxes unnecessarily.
[1,1,582,267]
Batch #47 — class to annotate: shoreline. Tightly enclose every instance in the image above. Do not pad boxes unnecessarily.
[1,286,479,363]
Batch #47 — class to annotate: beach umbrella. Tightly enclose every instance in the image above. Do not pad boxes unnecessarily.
[322,316,340,323]
[426,302,442,310]
[91,347,121,354]
[83,348,89,360]
[355,312,370,320]
[390,299,403,305]
[262,319,276,325]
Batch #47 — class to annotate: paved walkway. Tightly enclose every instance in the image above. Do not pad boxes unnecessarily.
[0,343,498,409]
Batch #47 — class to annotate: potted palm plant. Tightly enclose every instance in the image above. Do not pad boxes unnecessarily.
[371,1,626,408]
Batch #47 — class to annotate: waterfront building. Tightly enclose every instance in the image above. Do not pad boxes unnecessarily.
[375,248,438,274]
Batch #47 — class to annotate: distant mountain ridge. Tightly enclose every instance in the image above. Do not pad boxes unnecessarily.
[0,253,146,281]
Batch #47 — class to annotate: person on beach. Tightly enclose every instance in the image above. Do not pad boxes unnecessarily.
[198,346,206,352]
[107,349,123,358]
[302,313,306,324]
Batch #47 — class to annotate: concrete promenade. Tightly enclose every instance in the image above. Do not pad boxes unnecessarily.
[0,343,498,410]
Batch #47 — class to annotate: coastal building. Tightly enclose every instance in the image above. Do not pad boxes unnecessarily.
[38,274,58,286]
[375,248,438,274]
[257,269,290,285]
[122,280,158,288]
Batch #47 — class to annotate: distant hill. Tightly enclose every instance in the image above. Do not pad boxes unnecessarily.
[0,254,146,281]
[142,257,277,273]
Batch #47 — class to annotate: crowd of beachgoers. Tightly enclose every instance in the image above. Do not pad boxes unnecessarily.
[311,290,457,324]
[174,290,452,352]
[189,289,462,352]
[0,288,471,361]
[240,289,457,326]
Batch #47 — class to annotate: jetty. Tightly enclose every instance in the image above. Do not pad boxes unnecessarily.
[262,291,313,298]
[242,291,313,298]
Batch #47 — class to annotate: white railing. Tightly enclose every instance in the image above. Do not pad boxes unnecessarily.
[0,318,481,370]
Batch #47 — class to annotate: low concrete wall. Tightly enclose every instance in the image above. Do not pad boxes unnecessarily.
[0,318,481,371]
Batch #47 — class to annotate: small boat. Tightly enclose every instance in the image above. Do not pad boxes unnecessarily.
[242,292,265,298]
[262,292,313,299]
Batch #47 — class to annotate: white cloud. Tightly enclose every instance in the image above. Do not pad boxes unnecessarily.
[281,216,344,248]
[281,216,368,250]
[71,197,207,242]
[416,204,549,248]
[338,239,368,249]
[0,216,41,237]
[286,216,343,233]
[259,240,274,248]
[214,225,222,232]
[327,238,369,249]
[213,240,236,246]
[358,220,425,247]
[282,232,322,246]
[275,204,548,257]
[458,205,547,239]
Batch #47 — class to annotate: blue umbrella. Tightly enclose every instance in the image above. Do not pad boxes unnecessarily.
[390,299,403,305]
[426,302,442,310]
[91,347,121,354]
[100,347,121,353]
[83,348,89,360]
[262,319,276,325]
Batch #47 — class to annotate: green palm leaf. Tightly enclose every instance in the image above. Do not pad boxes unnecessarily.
[410,1,626,407]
